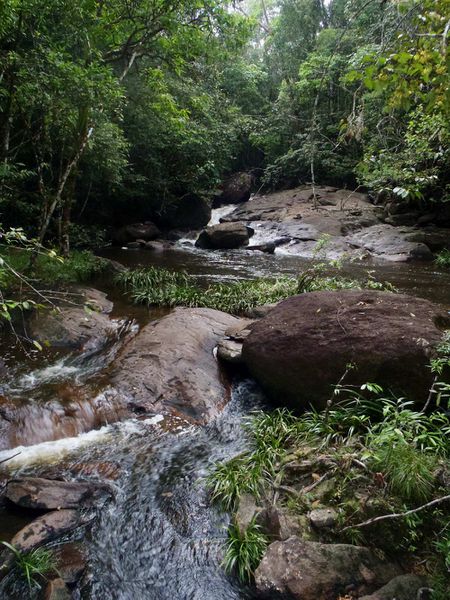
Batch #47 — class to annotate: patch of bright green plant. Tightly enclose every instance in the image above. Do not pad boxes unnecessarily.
[435,249,450,269]
[1,542,56,589]
[115,265,395,315]
[223,519,268,583]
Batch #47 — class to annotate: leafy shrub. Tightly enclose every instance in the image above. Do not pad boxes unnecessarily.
[223,519,268,583]
[2,249,107,287]
[436,249,450,269]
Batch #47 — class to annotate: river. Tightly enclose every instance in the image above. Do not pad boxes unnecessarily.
[0,208,449,599]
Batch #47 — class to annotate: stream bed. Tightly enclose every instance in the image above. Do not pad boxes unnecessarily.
[0,216,449,599]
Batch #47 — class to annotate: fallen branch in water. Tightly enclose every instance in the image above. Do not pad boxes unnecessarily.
[341,494,450,532]
[0,452,21,466]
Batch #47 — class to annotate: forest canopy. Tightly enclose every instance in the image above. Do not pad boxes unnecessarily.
[0,0,449,253]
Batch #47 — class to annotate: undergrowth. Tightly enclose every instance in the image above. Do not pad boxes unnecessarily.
[115,265,395,315]
[1,248,107,288]
[206,381,450,586]
[435,248,450,268]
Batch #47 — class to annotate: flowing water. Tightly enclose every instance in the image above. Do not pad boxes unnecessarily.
[0,207,449,599]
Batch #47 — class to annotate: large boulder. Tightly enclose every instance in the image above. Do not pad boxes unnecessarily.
[28,287,119,352]
[161,193,211,229]
[242,290,450,409]
[254,537,401,600]
[112,222,160,245]
[216,172,253,205]
[195,222,250,249]
[5,477,111,510]
[109,308,241,423]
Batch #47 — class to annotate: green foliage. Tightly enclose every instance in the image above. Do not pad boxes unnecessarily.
[223,519,268,583]
[116,265,393,315]
[0,542,56,589]
[436,249,450,269]
[3,250,107,287]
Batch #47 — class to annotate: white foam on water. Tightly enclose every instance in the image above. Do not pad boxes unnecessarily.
[17,360,81,389]
[207,204,238,226]
[0,414,165,470]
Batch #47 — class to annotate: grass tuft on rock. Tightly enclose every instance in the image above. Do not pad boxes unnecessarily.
[435,248,450,268]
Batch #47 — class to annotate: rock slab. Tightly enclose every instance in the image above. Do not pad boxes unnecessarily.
[109,307,240,423]
[255,537,401,600]
[243,290,449,409]
[195,222,250,249]
[6,477,110,510]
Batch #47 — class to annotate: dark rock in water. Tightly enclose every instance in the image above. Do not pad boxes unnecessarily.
[6,477,111,510]
[254,537,401,600]
[358,574,428,600]
[216,172,253,206]
[109,307,241,423]
[43,578,71,600]
[11,510,92,552]
[29,304,118,352]
[161,193,211,229]
[127,240,144,248]
[216,338,243,364]
[407,226,450,252]
[112,222,160,245]
[242,291,449,410]
[101,257,127,276]
[54,542,87,584]
[195,222,250,249]
[247,242,276,254]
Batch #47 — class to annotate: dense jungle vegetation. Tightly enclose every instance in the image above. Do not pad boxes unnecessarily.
[0,0,448,256]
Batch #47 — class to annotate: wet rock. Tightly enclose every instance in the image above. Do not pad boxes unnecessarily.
[29,304,119,352]
[101,257,127,276]
[43,578,71,600]
[11,510,92,552]
[358,574,428,600]
[255,537,401,600]
[6,477,111,510]
[309,507,338,529]
[406,226,450,252]
[161,193,211,229]
[247,242,276,254]
[258,507,302,541]
[235,494,260,534]
[112,222,160,245]
[54,542,86,584]
[347,224,434,261]
[195,222,250,250]
[72,287,113,314]
[217,172,253,205]
[216,338,243,364]
[109,308,241,423]
[242,291,449,409]
[127,240,144,249]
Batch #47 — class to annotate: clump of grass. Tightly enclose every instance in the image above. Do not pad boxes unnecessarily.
[115,265,394,315]
[436,248,450,268]
[1,542,57,589]
[223,519,268,583]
